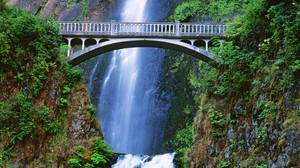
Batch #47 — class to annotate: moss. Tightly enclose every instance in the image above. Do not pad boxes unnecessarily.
[283,118,296,128]
[277,138,286,148]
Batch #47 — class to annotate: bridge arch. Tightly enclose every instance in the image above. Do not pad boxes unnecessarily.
[59,21,227,66]
[66,38,216,66]
[85,38,97,47]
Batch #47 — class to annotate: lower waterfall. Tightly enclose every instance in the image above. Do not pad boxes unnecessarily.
[113,153,176,168]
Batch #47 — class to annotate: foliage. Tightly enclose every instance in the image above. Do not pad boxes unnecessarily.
[0,3,98,167]
[62,85,71,94]
[160,52,201,153]
[0,92,64,147]
[257,126,268,144]
[0,4,61,96]
[67,138,113,168]
[198,1,300,99]
[170,124,194,150]
[255,100,276,120]
[175,148,189,168]
[219,161,231,168]
[255,163,268,168]
[68,158,81,168]
[169,0,202,22]
[170,0,300,167]
[169,0,249,22]
[208,111,226,128]
[170,123,193,168]
[59,97,69,106]
[208,110,227,138]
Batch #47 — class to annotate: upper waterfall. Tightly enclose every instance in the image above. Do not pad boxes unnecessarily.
[94,0,169,155]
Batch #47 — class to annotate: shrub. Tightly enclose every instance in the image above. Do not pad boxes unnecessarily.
[68,138,113,167]
[219,161,231,168]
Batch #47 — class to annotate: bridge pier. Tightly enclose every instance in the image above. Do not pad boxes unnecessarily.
[66,38,73,56]
[81,38,87,50]
[219,39,225,47]
[95,38,101,44]
[203,39,210,51]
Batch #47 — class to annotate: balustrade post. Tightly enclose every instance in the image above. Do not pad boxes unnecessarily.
[175,21,180,36]
[110,20,116,35]
[67,23,70,31]
[223,25,227,33]
[59,23,62,32]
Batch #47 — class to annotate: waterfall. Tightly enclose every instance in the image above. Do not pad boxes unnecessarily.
[94,0,168,155]
[87,0,173,166]
[87,57,102,94]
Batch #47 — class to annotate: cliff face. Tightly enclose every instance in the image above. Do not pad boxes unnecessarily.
[0,2,113,167]
[160,1,300,167]
[187,1,300,167]
[189,92,300,167]
[7,0,113,21]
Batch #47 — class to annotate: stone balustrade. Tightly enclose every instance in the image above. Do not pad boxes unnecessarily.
[59,21,227,37]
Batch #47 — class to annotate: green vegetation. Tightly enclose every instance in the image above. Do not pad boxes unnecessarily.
[170,0,249,22]
[0,2,112,167]
[255,163,268,168]
[68,137,113,168]
[166,0,300,167]
[219,161,231,168]
[160,52,201,167]
[208,110,227,137]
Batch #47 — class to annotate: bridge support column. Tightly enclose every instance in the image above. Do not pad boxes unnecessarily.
[204,39,210,51]
[81,38,87,50]
[95,38,100,44]
[219,40,225,47]
[190,39,195,45]
[66,38,73,56]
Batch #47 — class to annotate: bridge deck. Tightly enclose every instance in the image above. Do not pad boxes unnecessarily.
[59,21,227,38]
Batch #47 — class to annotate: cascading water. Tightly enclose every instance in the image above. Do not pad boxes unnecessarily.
[112,153,176,168]
[88,0,174,166]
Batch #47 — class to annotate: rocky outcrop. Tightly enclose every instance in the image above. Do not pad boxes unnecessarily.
[189,92,300,167]
[7,0,113,21]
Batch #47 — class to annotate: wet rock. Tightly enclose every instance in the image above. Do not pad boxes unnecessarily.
[59,3,82,21]
[233,99,245,117]
[8,0,43,14]
[224,146,230,158]
[283,91,293,108]
[208,144,216,156]
[227,126,235,142]
[49,90,56,99]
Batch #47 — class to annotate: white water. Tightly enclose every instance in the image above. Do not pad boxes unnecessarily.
[112,153,176,168]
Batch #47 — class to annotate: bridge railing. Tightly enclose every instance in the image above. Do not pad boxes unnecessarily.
[59,21,227,37]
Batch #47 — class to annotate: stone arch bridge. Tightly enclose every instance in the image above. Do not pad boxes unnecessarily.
[59,21,227,66]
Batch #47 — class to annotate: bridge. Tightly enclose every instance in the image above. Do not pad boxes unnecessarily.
[59,21,227,66]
